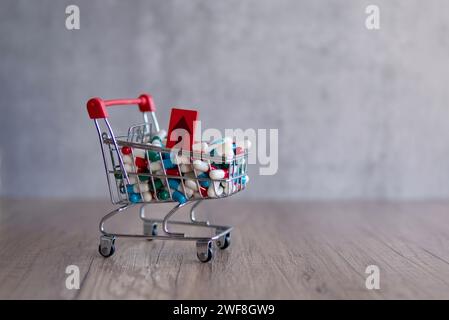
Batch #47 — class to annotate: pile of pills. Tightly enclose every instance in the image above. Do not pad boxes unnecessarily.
[115,130,250,204]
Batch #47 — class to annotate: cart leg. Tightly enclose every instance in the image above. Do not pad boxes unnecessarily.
[143,220,158,240]
[140,204,156,240]
[98,204,132,257]
[196,240,213,263]
[189,200,210,226]
[139,203,149,221]
[162,203,186,237]
[99,204,132,235]
[99,235,116,258]
[216,228,231,250]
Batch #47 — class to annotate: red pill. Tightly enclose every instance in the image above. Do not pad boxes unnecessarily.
[135,157,148,169]
[122,146,132,155]
[166,168,181,176]
[137,167,148,174]
[199,186,208,197]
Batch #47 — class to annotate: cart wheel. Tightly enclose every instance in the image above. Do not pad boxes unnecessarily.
[216,233,231,250]
[99,236,115,258]
[143,221,158,241]
[196,241,213,263]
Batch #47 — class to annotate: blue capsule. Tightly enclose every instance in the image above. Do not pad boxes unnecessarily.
[197,173,210,188]
[129,193,142,203]
[167,179,190,203]
[126,184,134,194]
[171,190,187,204]
[162,158,176,169]
[168,178,181,190]
[162,152,170,160]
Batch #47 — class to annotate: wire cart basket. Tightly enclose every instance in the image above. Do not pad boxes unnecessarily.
[86,94,249,262]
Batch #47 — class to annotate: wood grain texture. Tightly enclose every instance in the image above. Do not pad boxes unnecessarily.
[1,198,449,299]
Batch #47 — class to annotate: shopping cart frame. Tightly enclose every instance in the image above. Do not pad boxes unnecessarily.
[87,93,247,262]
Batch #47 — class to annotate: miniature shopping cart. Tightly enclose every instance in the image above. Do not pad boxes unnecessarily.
[86,94,248,262]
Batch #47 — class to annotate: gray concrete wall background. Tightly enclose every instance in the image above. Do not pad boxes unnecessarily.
[1,0,449,200]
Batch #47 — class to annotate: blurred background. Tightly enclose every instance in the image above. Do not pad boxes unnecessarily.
[1,0,449,200]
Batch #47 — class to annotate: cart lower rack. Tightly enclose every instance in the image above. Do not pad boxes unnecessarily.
[87,94,249,262]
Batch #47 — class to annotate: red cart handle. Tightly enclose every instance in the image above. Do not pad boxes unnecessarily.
[87,93,156,119]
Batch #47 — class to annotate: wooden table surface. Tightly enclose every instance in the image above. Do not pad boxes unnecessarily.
[1,198,449,299]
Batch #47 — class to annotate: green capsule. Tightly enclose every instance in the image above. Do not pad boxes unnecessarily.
[147,150,160,162]
[138,175,150,182]
[220,163,230,169]
[149,179,164,191]
[158,189,170,201]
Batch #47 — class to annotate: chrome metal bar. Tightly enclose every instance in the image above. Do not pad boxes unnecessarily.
[104,119,130,185]
[150,111,160,132]
[99,204,133,235]
[189,200,210,226]
[162,203,186,237]
[95,120,117,204]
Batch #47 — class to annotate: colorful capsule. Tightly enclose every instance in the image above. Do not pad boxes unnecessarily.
[137,167,148,174]
[135,157,148,169]
[157,189,170,201]
[185,179,199,191]
[172,190,187,204]
[168,179,194,198]
[199,186,208,197]
[148,178,164,191]
[138,174,150,182]
[149,158,175,172]
[193,159,210,172]
[132,183,150,193]
[168,178,181,190]
[197,172,210,188]
[166,168,181,176]
[150,129,167,147]
[163,158,177,169]
[216,163,230,169]
[132,148,146,158]
[146,150,160,162]
[129,193,141,203]
[122,154,133,164]
[127,175,138,184]
[124,163,136,173]
[207,182,223,198]
[170,154,191,165]
[162,151,170,160]
[222,181,236,195]
[121,146,132,155]
[183,186,195,198]
[209,169,229,180]
[180,164,193,173]
[142,191,152,202]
